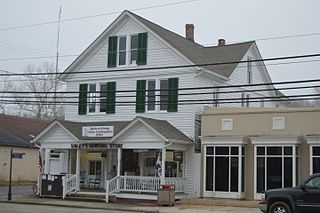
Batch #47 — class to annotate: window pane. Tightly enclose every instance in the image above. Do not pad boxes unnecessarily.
[206,147,214,155]
[119,37,126,50]
[131,35,138,49]
[267,157,282,190]
[119,52,126,65]
[284,147,292,155]
[88,84,96,113]
[89,161,95,175]
[206,157,214,191]
[231,147,239,155]
[284,157,293,188]
[257,147,265,155]
[257,157,265,193]
[313,157,320,173]
[267,147,282,155]
[147,80,155,111]
[313,147,320,156]
[231,157,239,192]
[215,157,229,191]
[96,161,101,176]
[242,146,245,155]
[131,50,137,64]
[160,79,168,110]
[215,147,229,155]
[100,84,107,112]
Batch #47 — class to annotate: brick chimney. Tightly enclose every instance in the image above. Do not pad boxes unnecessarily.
[218,39,226,46]
[185,24,194,42]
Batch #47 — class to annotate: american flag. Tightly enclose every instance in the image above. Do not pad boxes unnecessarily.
[38,151,44,174]
[155,153,162,177]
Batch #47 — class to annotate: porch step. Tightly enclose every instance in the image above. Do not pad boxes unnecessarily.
[66,191,105,202]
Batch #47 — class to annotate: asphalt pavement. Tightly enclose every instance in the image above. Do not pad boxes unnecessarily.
[0,185,261,213]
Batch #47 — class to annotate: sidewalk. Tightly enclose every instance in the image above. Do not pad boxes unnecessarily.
[0,194,260,213]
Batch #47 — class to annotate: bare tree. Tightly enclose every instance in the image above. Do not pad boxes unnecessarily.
[0,72,14,114]
[14,62,64,119]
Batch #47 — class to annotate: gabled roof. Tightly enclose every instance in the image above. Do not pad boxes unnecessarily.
[128,11,254,78]
[58,120,130,140]
[136,116,192,142]
[62,10,254,79]
[0,114,49,147]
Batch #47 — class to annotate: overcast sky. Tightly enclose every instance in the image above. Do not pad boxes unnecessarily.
[1,0,320,92]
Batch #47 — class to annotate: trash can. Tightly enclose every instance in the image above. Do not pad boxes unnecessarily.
[157,184,175,206]
[40,174,65,197]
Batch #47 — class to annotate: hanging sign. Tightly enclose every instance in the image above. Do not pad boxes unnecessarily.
[82,126,114,137]
[11,152,25,159]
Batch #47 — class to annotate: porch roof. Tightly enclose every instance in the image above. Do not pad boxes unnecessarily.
[58,120,130,140]
[36,116,193,143]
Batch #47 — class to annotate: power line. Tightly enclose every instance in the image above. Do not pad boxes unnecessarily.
[0,0,199,32]
[1,94,319,106]
[2,84,319,100]
[1,52,320,77]
[1,78,320,94]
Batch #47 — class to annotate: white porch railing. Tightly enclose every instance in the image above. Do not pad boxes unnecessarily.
[105,176,186,202]
[62,174,77,199]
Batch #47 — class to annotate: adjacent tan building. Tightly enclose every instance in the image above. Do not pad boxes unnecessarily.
[200,108,320,200]
[0,115,49,184]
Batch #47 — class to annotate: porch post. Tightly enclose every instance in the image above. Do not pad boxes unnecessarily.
[117,148,121,176]
[76,148,80,191]
[117,147,121,191]
[161,148,166,184]
[44,149,50,174]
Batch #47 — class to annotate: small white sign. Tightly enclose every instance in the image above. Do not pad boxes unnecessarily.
[82,126,114,137]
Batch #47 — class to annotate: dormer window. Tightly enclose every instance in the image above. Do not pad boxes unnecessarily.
[118,36,127,66]
[130,35,138,64]
[107,33,147,67]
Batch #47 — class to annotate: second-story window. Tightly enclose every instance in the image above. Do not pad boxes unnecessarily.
[135,78,178,113]
[130,35,138,64]
[147,80,156,111]
[78,82,116,115]
[88,84,96,113]
[160,79,169,111]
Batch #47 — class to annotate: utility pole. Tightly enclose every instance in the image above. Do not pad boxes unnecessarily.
[53,6,62,118]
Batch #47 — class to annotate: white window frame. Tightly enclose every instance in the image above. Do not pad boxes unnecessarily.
[310,145,320,174]
[118,35,127,66]
[204,145,245,199]
[88,83,97,114]
[130,34,138,65]
[253,144,297,200]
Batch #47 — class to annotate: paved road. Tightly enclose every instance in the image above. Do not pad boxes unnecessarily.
[0,185,33,196]
[0,203,131,213]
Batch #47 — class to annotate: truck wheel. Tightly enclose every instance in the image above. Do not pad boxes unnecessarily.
[269,201,291,213]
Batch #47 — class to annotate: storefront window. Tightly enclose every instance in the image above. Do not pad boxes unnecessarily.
[256,146,298,193]
[312,146,320,174]
[205,146,245,193]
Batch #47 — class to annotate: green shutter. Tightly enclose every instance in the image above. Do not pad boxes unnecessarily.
[168,78,178,112]
[106,82,116,114]
[78,84,88,115]
[136,80,146,113]
[137,33,147,65]
[108,36,117,67]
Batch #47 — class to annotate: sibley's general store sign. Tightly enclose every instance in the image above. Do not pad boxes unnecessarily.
[82,126,114,137]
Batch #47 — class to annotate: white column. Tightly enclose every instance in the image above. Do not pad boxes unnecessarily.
[117,148,121,176]
[161,148,166,184]
[76,148,81,190]
[292,146,296,186]
[44,149,50,174]
[238,146,242,198]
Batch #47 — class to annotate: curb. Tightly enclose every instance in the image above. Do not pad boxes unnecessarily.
[0,199,160,213]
